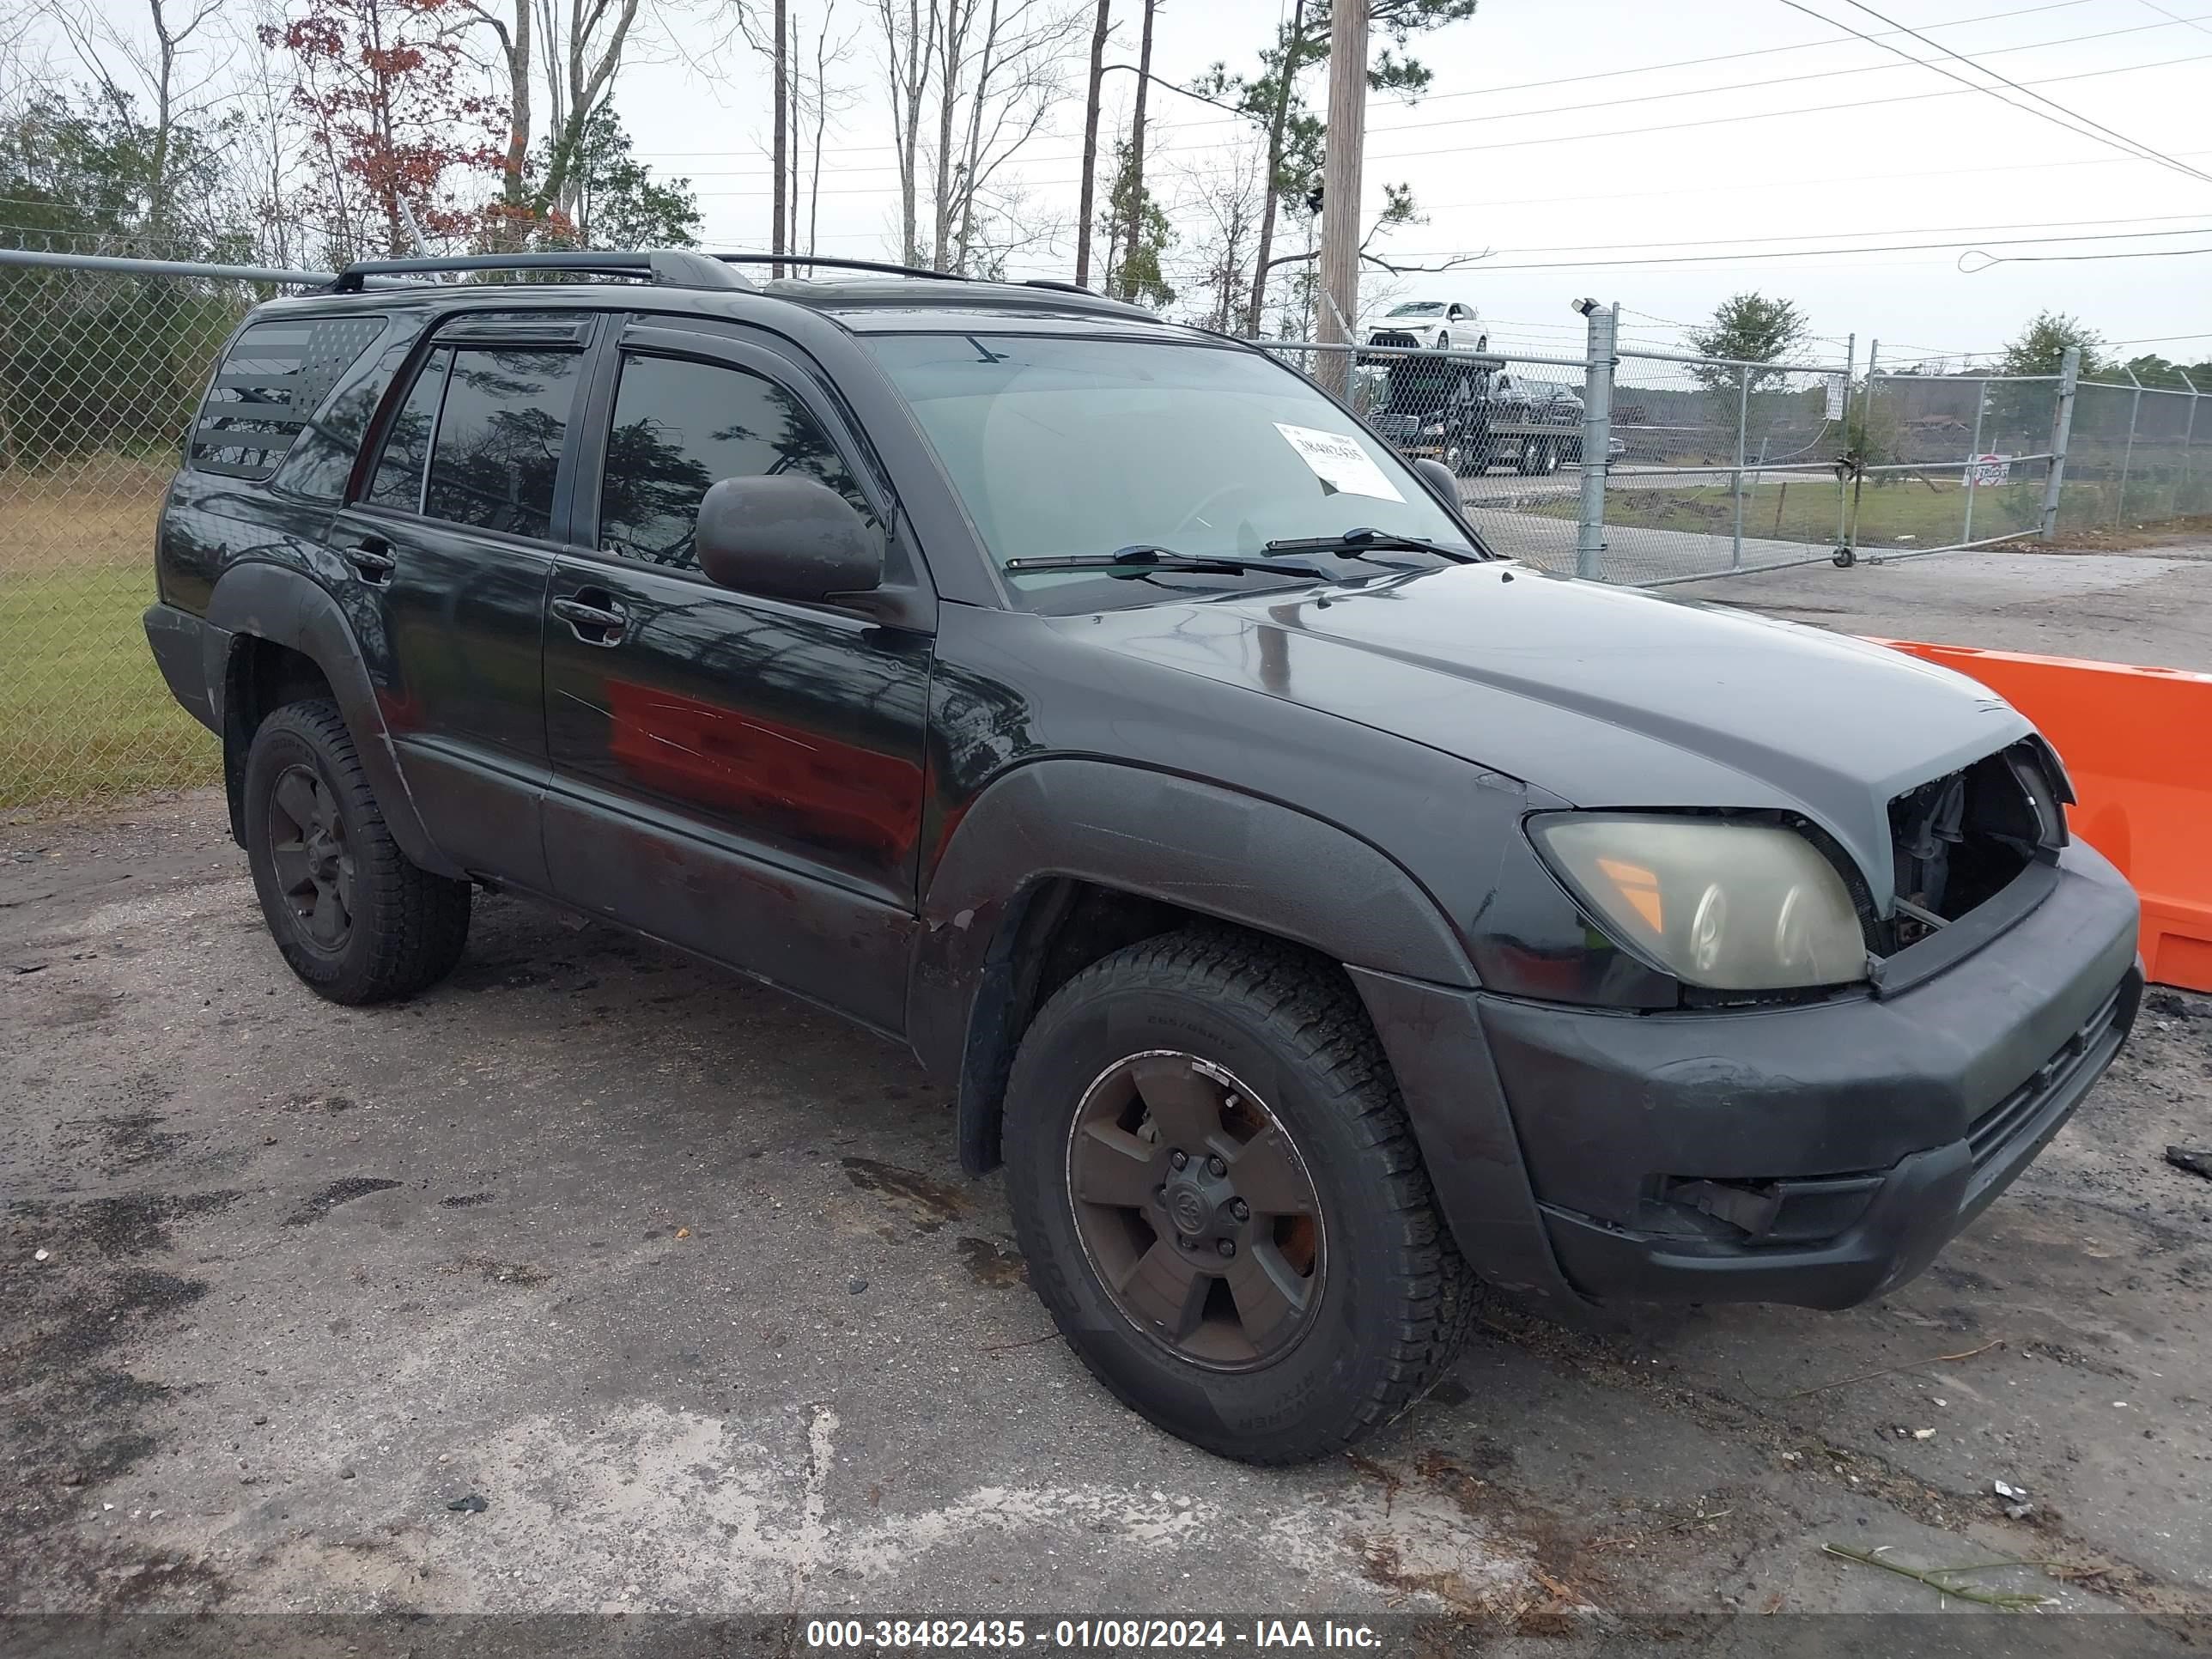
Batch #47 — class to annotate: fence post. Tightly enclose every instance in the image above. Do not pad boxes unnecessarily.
[2039,345,2081,540]
[1962,378,1988,544]
[1835,332,1855,556]
[2117,367,2142,525]
[1730,363,1749,568]
[2182,369,2201,497]
[1848,340,1879,560]
[1576,300,1616,580]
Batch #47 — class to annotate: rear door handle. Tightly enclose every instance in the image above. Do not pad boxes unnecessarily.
[551,593,628,645]
[345,539,396,584]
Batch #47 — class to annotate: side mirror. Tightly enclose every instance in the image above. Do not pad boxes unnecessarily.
[695,474,883,604]
[1413,458,1460,501]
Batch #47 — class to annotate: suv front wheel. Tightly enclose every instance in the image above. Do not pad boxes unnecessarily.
[1003,930,1473,1463]
[242,699,471,1005]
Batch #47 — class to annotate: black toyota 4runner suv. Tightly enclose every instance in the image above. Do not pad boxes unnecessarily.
[146,250,2142,1464]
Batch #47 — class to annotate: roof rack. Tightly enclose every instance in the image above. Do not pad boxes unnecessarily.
[717,252,964,283]
[328,250,753,293]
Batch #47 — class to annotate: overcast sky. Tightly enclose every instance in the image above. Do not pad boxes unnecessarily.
[611,0,2212,367]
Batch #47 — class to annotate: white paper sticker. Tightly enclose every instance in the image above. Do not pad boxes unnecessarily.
[1273,422,1406,503]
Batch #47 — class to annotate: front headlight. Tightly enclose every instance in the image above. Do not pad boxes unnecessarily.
[1420,422,1448,435]
[1528,814,1867,991]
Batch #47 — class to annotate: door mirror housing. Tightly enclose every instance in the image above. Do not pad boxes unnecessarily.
[695,475,884,604]
[1412,458,1460,501]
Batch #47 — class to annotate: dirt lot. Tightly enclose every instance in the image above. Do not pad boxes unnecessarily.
[3,793,2209,1634]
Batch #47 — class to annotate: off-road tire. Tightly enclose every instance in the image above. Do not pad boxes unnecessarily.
[1003,929,1474,1464]
[242,698,471,1005]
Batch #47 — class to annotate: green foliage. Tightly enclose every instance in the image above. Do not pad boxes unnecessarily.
[530,108,702,250]
[1996,311,2104,379]
[1099,138,1176,308]
[0,88,258,467]
[1689,293,1810,395]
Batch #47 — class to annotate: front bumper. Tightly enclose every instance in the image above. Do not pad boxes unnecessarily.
[1357,842,2142,1312]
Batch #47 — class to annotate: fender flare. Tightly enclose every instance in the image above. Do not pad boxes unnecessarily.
[907,757,1477,1172]
[204,561,460,878]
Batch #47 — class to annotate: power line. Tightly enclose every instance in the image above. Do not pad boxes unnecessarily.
[639,9,2203,177]
[635,0,2111,162]
[1777,0,2212,186]
[669,51,2212,198]
[1381,221,2212,273]
[1960,241,2212,267]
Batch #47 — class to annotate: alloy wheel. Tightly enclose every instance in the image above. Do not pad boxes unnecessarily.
[1064,1050,1326,1371]
[266,763,356,952]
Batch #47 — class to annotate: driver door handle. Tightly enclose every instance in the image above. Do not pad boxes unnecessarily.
[551,592,628,645]
[345,539,396,584]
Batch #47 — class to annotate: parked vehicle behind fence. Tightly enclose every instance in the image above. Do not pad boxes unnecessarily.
[145,251,2142,1465]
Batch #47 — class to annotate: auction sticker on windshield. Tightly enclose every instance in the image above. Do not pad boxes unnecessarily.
[1273,422,1406,503]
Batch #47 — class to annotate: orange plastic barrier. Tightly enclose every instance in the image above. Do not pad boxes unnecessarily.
[1871,639,2212,993]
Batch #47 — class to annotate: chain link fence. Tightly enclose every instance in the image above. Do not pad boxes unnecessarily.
[2,239,271,810]
[3,246,2205,811]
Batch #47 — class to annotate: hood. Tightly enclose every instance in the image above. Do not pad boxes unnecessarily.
[1073,562,2031,908]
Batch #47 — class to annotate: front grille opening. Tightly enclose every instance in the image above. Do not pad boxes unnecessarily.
[1888,742,2059,943]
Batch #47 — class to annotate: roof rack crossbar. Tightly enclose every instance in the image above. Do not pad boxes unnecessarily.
[329,250,753,293]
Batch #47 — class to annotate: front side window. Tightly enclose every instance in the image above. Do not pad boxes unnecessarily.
[866,332,1475,612]
[597,353,876,574]
[417,347,583,540]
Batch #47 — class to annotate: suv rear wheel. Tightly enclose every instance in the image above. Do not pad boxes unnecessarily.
[1003,930,1473,1463]
[242,699,471,1005]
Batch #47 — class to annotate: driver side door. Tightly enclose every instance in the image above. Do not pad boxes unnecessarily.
[539,321,934,1035]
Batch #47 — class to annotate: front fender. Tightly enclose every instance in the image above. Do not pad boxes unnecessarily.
[204,561,459,878]
[908,757,1477,1171]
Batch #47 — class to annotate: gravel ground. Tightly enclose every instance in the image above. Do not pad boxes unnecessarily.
[3,791,2209,1637]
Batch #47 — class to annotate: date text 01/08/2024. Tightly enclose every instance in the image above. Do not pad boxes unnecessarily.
[803,1620,1384,1650]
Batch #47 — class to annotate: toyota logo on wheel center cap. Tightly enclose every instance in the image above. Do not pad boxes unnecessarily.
[1167,1186,1209,1237]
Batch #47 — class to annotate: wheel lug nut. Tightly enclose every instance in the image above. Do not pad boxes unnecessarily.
[1177,1236,1194,1250]
[1169,1150,1188,1171]
[1231,1200,1249,1222]
[1216,1240,1236,1258]
[1206,1155,1226,1178]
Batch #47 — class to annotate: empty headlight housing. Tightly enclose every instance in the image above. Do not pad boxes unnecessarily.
[1528,814,1869,991]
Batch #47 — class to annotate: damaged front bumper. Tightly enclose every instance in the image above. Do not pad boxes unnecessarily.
[1358,841,2142,1313]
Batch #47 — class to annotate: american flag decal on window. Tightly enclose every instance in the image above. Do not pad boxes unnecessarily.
[191,315,386,480]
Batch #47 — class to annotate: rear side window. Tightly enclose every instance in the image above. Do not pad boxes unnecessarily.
[191,314,390,480]
[365,347,450,511]
[423,348,582,540]
[597,354,877,573]
[358,343,582,541]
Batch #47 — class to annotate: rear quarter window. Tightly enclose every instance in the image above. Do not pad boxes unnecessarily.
[190,314,391,483]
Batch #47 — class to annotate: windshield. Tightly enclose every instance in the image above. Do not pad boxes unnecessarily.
[1389,302,1446,317]
[866,333,1478,611]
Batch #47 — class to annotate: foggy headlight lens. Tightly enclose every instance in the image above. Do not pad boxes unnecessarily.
[1530,814,1867,990]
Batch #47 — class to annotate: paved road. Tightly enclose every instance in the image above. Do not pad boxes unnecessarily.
[4,796,2209,1629]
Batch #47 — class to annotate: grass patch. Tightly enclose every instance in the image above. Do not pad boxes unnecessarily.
[1,464,216,811]
[1535,477,2048,548]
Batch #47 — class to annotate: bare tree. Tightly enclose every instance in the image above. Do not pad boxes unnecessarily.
[870,0,935,266]
[771,0,787,274]
[1113,0,1153,298]
[1172,148,1264,333]
[41,0,226,236]
[939,0,1079,274]
[457,0,534,221]
[790,2,859,258]
[533,0,645,218]
[1073,0,1108,288]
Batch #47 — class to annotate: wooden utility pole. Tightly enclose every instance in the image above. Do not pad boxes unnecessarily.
[1117,0,1157,301]
[1315,0,1367,392]
[1075,0,1111,289]
[772,0,789,278]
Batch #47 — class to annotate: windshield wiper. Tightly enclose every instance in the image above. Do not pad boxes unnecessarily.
[1262,526,1482,564]
[1004,544,1332,581]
